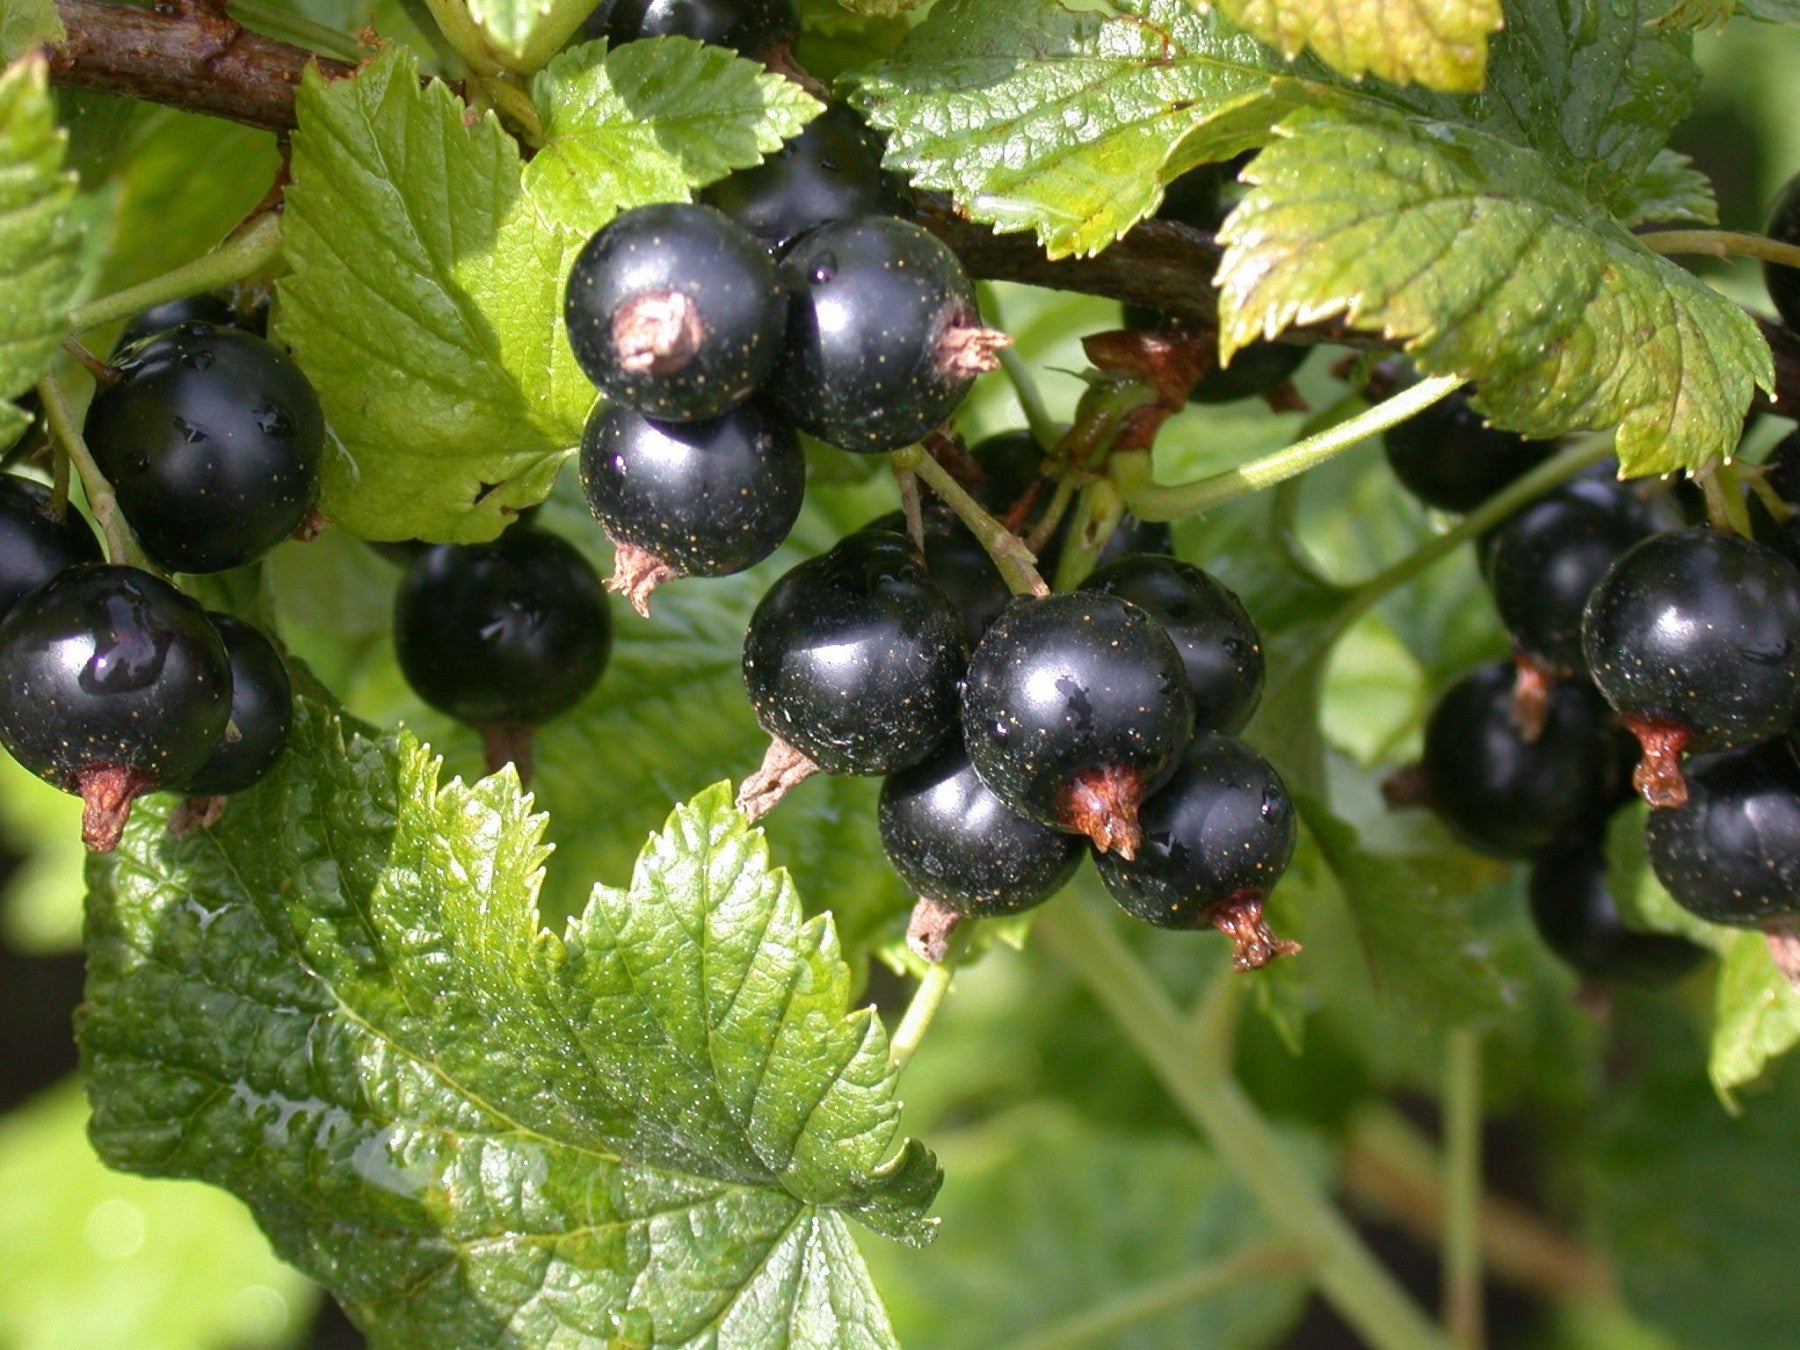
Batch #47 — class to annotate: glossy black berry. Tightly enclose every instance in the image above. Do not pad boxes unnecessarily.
[771,217,998,454]
[580,398,804,579]
[1420,662,1623,859]
[182,613,292,798]
[1488,467,1683,678]
[1528,833,1707,985]
[0,563,230,850]
[701,105,909,253]
[84,324,324,573]
[1081,554,1264,735]
[1646,740,1800,926]
[394,527,612,734]
[1383,389,1556,513]
[1763,172,1800,333]
[742,529,967,776]
[1091,731,1299,969]
[583,0,797,54]
[878,743,1083,917]
[863,509,1010,648]
[0,474,101,621]
[564,203,786,422]
[1583,528,1800,807]
[961,590,1194,855]
[111,291,263,356]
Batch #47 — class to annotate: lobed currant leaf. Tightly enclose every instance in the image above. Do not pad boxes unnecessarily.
[1614,148,1719,229]
[1209,0,1502,93]
[526,38,822,234]
[81,697,936,1346]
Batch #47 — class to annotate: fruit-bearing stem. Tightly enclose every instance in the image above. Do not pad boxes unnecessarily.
[1638,229,1800,273]
[1116,374,1464,522]
[67,211,284,336]
[891,443,1049,596]
[1041,894,1455,1350]
[36,374,136,567]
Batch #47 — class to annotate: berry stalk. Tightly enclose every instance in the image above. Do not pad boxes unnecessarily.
[67,212,284,337]
[890,443,1048,597]
[1637,228,1800,273]
[35,375,135,568]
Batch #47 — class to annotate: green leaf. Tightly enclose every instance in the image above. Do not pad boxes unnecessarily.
[465,0,595,69]
[277,46,591,543]
[526,38,821,234]
[1653,0,1800,28]
[0,741,85,953]
[1614,149,1719,228]
[850,0,1299,258]
[81,699,935,1345]
[1213,0,1501,93]
[0,1079,317,1350]
[0,54,81,442]
[1217,104,1772,475]
[1,0,62,61]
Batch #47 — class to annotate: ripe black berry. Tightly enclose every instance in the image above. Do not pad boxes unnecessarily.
[862,508,1010,647]
[1583,528,1800,808]
[1090,731,1299,969]
[394,527,612,776]
[1081,554,1264,735]
[584,0,797,55]
[182,613,292,798]
[1646,740,1800,927]
[84,324,324,573]
[1528,833,1707,985]
[0,474,101,621]
[0,563,230,850]
[564,203,786,422]
[1419,662,1623,859]
[1763,172,1800,333]
[111,291,264,355]
[701,105,908,253]
[741,529,966,784]
[961,590,1194,857]
[1383,389,1556,513]
[771,217,1006,454]
[579,398,803,611]
[878,742,1083,918]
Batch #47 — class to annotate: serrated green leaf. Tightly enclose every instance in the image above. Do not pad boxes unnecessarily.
[1653,0,1800,27]
[1614,148,1719,228]
[0,54,81,441]
[526,38,821,234]
[81,699,934,1346]
[1218,104,1772,475]
[0,1079,317,1350]
[851,0,1300,258]
[1,0,63,61]
[1212,0,1501,93]
[278,46,591,543]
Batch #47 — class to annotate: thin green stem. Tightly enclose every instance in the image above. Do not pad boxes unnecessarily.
[69,212,284,336]
[1703,461,1756,539]
[1639,229,1800,272]
[998,346,1063,455]
[890,957,957,1071]
[1443,1030,1485,1349]
[37,375,136,567]
[1025,474,1078,554]
[998,1242,1308,1350]
[1116,375,1463,522]
[892,444,1049,597]
[1050,478,1125,590]
[1040,897,1454,1350]
[1184,953,1246,1067]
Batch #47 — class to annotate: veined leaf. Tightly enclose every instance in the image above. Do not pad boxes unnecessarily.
[81,700,935,1346]
[0,55,81,444]
[1615,148,1719,228]
[1216,104,1771,475]
[527,38,821,234]
[1209,0,1501,93]
[1653,0,1800,28]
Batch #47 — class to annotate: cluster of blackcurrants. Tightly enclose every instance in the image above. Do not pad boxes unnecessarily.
[0,299,317,849]
[1391,386,1800,985]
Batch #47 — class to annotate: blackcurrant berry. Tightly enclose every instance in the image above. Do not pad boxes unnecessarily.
[111,291,264,355]
[1763,171,1800,334]
[742,529,967,781]
[771,217,1006,454]
[1153,161,1236,234]
[579,398,804,610]
[863,508,1011,648]
[1090,731,1299,969]
[394,527,612,776]
[0,563,230,850]
[1528,833,1707,985]
[1583,528,1800,808]
[1488,467,1683,680]
[564,203,786,422]
[878,742,1083,918]
[961,590,1194,856]
[701,105,909,253]
[182,613,292,798]
[1383,389,1556,513]
[583,0,797,55]
[84,323,324,574]
[1080,554,1263,735]
[1118,307,1307,403]
[1419,662,1623,859]
[0,474,101,621]
[1646,740,1800,927]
